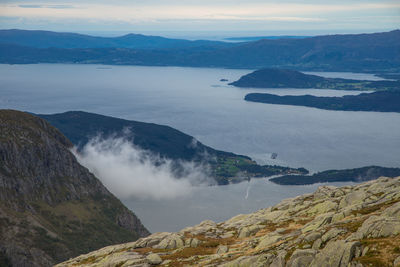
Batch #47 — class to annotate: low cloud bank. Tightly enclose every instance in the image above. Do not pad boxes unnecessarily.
[72,135,212,200]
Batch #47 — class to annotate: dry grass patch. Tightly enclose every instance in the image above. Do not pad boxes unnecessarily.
[161,246,216,260]
[159,234,239,266]
[184,233,237,246]
[284,246,297,262]
[351,199,398,216]
[340,218,366,233]
[131,247,168,255]
[256,219,310,238]
[356,235,400,267]
[78,255,97,264]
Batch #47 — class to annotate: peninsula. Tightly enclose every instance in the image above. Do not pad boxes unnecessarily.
[244,91,400,113]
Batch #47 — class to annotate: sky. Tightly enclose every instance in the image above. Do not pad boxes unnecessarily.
[0,0,399,37]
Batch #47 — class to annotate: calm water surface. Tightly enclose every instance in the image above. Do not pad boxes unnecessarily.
[1,64,399,232]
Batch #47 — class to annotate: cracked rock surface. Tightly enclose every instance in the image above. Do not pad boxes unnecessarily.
[57,176,400,266]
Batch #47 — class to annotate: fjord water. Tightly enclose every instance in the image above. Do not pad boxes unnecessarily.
[1,64,399,232]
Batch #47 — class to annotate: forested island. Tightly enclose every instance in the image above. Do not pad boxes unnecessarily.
[244,91,400,113]
[270,166,400,185]
[230,68,400,91]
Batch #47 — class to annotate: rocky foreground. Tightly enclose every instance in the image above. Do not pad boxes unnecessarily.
[57,177,400,267]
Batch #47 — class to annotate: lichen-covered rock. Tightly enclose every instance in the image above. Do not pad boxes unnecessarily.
[217,245,229,254]
[302,213,333,233]
[394,255,400,266]
[321,228,346,243]
[312,238,323,250]
[146,253,162,265]
[307,201,337,215]
[287,249,317,267]
[220,254,274,267]
[180,220,217,236]
[238,225,263,238]
[314,186,338,199]
[310,240,361,267]
[339,191,367,208]
[134,232,170,248]
[184,237,200,248]
[303,232,321,243]
[154,233,184,249]
[270,250,287,267]
[349,216,400,240]
[256,233,282,249]
[57,176,400,267]
[383,201,400,219]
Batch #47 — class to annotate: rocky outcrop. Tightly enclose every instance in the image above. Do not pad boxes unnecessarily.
[57,176,400,267]
[0,110,149,267]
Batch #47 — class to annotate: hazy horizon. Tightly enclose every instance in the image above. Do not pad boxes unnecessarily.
[1,0,399,36]
[1,28,398,42]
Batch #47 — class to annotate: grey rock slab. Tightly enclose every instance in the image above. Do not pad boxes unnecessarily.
[287,249,317,267]
[310,240,361,267]
[146,253,162,265]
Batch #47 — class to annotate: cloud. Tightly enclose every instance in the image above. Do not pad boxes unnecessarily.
[72,135,212,200]
[1,1,398,32]
[18,4,43,8]
[18,4,74,9]
[3,2,400,22]
[46,5,75,9]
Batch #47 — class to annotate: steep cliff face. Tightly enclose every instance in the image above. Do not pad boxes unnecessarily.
[57,177,400,267]
[0,110,149,267]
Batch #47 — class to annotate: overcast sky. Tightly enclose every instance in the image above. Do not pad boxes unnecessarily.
[0,0,399,37]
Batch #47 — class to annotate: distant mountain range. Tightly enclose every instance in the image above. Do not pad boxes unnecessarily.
[224,35,310,41]
[0,29,236,49]
[1,29,399,72]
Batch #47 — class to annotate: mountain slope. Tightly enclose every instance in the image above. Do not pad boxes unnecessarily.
[0,110,149,267]
[38,111,233,161]
[56,176,400,267]
[38,111,308,185]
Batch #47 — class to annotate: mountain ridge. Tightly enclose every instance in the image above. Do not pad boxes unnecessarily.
[1,29,399,72]
[0,29,237,49]
[0,110,149,266]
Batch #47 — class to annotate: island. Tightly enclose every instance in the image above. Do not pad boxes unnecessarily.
[230,68,400,91]
[269,166,400,185]
[244,91,400,113]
